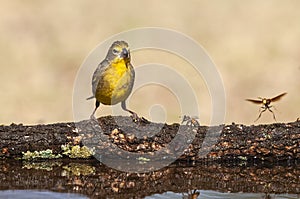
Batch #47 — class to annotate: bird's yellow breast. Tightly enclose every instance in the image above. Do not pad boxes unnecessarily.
[96,58,133,105]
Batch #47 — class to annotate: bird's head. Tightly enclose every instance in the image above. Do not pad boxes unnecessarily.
[107,41,130,63]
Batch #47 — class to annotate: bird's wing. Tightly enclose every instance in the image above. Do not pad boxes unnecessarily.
[91,59,110,97]
[245,99,262,104]
[271,92,287,102]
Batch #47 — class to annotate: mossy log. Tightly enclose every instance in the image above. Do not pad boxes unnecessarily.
[0,116,299,163]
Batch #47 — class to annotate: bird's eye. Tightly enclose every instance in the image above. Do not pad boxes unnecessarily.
[112,49,119,54]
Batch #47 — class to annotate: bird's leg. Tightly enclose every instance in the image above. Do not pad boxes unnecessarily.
[90,101,100,120]
[254,107,267,122]
[121,101,140,122]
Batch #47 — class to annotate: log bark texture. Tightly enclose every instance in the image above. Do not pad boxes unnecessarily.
[0,116,299,162]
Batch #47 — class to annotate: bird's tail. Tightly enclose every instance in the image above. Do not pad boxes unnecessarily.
[86,96,94,100]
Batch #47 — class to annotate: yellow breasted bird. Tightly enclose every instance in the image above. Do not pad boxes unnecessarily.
[87,41,139,120]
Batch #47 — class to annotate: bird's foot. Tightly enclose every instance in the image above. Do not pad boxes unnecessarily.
[130,112,149,124]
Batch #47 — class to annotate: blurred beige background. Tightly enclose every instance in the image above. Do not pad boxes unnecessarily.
[0,1,299,125]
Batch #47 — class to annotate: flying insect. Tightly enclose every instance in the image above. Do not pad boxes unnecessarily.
[246,92,287,122]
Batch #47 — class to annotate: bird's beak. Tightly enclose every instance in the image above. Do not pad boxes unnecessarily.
[121,48,129,58]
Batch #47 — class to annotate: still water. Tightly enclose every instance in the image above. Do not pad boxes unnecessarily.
[0,190,88,199]
[147,191,299,199]
[0,190,298,199]
[0,159,299,199]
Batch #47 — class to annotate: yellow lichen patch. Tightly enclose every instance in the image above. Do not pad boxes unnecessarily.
[61,144,94,158]
[22,149,62,160]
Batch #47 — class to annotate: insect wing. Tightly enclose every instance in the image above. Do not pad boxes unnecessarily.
[271,92,287,102]
[246,99,262,104]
